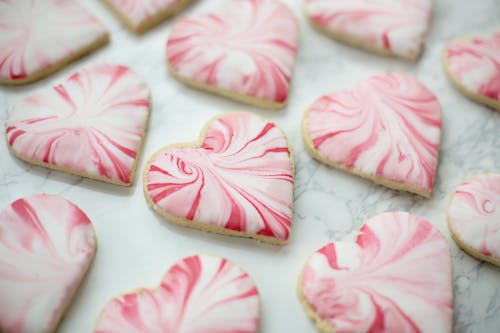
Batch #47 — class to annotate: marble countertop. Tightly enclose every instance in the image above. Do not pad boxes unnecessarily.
[1,0,499,332]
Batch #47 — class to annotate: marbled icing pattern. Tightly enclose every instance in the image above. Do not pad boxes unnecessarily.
[299,212,453,333]
[0,194,96,333]
[6,64,150,185]
[304,72,441,196]
[166,0,299,105]
[144,113,294,243]
[95,255,260,333]
[0,0,108,83]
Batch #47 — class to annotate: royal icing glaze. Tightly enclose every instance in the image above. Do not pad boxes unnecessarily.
[448,174,500,261]
[95,255,260,333]
[6,64,150,185]
[144,112,294,244]
[299,212,453,333]
[303,72,441,196]
[0,194,96,333]
[304,0,432,58]
[0,0,108,83]
[166,0,299,107]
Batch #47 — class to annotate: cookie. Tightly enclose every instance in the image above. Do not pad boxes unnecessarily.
[447,174,500,266]
[6,64,150,186]
[444,32,500,111]
[143,112,294,245]
[302,72,441,198]
[166,0,299,109]
[0,194,96,333]
[0,0,109,85]
[94,254,260,332]
[304,0,432,60]
[102,0,193,34]
[297,212,453,333]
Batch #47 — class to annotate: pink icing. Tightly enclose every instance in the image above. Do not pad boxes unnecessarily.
[446,32,500,102]
[304,0,432,58]
[448,174,500,258]
[0,0,108,82]
[305,72,441,195]
[300,212,453,333]
[6,64,150,185]
[144,112,293,243]
[0,194,96,333]
[166,0,299,104]
[105,0,181,29]
[94,255,260,332]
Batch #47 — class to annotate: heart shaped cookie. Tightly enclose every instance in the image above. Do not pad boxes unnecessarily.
[144,112,294,245]
[444,32,500,111]
[298,212,453,333]
[304,0,432,60]
[166,0,299,109]
[6,64,150,186]
[302,72,442,197]
[94,255,260,332]
[0,0,109,85]
[0,194,96,333]
[448,174,500,266]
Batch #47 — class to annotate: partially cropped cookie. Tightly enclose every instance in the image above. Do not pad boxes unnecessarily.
[166,0,299,109]
[448,174,500,266]
[0,0,109,85]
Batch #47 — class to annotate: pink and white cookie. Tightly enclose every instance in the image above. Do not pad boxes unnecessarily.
[444,32,500,111]
[0,194,96,333]
[103,0,193,33]
[166,0,299,109]
[0,0,109,85]
[6,64,150,186]
[448,174,500,266]
[302,72,442,197]
[304,0,432,60]
[298,212,453,333]
[94,254,260,333]
[143,112,294,245]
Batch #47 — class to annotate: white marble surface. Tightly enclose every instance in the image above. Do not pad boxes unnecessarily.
[1,0,499,332]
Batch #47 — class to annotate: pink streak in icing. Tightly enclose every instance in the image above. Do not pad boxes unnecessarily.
[0,0,108,81]
[0,194,96,333]
[6,64,150,185]
[166,0,299,104]
[94,255,260,333]
[145,113,293,242]
[300,212,453,333]
[448,174,500,258]
[446,32,500,102]
[105,0,179,27]
[306,72,441,193]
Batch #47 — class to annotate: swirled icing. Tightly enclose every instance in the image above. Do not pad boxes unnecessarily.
[0,194,96,333]
[299,212,453,333]
[166,0,299,106]
[6,64,150,185]
[95,255,260,333]
[0,0,108,83]
[304,0,432,58]
[304,72,441,196]
[448,174,500,261]
[144,112,294,244]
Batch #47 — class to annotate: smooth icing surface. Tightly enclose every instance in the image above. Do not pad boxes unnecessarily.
[95,255,260,333]
[166,0,299,104]
[446,33,500,102]
[300,212,453,333]
[105,0,180,28]
[145,112,293,242]
[0,194,96,333]
[0,0,108,82]
[305,72,441,193]
[6,64,150,185]
[448,174,500,258]
[304,0,432,57]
